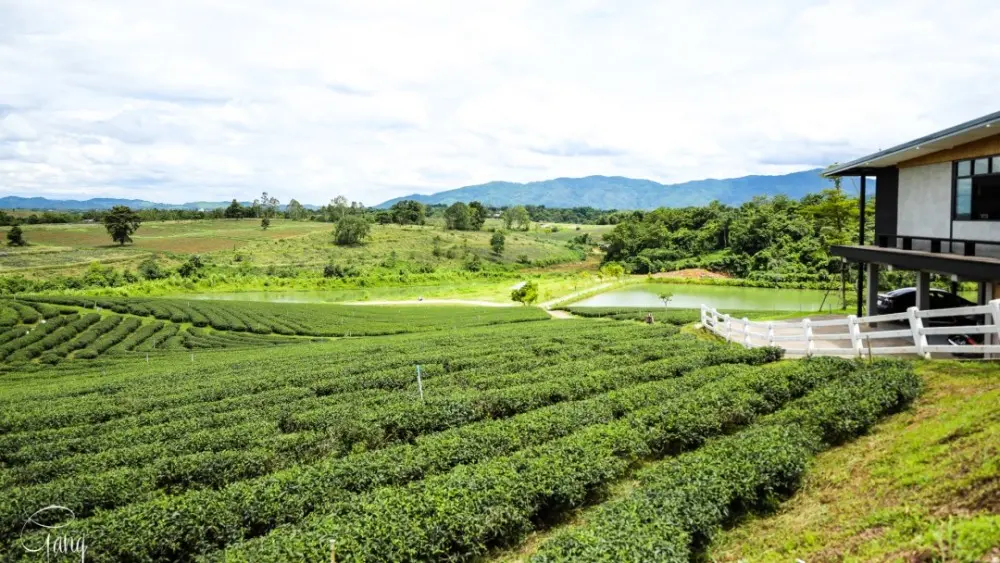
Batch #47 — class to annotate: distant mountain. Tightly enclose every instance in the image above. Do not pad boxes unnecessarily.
[0,196,320,212]
[377,168,847,210]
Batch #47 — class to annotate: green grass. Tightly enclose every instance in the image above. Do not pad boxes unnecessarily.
[708,360,1000,562]
[3,220,588,280]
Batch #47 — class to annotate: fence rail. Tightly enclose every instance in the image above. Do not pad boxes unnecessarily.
[700,300,1000,358]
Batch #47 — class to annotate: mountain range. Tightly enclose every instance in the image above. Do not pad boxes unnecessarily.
[1,168,854,212]
[377,168,845,209]
[0,197,319,212]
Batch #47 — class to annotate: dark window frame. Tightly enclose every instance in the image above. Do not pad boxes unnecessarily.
[952,153,1000,221]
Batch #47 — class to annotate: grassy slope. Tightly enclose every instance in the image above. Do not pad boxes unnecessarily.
[710,360,1000,562]
[2,219,588,280]
[495,360,999,562]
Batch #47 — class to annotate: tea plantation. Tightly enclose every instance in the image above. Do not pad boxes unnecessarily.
[0,300,922,562]
[0,297,549,364]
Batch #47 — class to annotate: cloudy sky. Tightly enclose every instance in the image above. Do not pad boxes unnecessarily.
[1,1,998,206]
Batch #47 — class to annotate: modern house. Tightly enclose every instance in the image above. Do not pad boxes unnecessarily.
[824,110,1000,316]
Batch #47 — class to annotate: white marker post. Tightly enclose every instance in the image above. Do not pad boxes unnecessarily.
[416,365,424,401]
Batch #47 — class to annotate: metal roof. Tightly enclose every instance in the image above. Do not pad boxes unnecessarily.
[824,110,1000,177]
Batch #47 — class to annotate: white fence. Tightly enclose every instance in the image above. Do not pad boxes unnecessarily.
[700,300,1000,358]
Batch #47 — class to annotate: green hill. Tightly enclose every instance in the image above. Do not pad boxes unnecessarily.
[378,168,843,210]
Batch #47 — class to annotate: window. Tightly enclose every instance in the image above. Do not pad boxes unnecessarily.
[954,154,1000,220]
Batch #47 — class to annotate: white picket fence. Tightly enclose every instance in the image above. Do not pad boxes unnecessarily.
[700,300,1000,358]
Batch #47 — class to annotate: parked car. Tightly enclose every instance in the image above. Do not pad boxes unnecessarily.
[875,287,980,326]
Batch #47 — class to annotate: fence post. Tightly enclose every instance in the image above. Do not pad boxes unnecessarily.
[847,315,862,357]
[907,306,930,360]
[767,322,775,347]
[700,305,707,326]
[743,317,752,348]
[802,318,814,357]
[724,314,732,342]
[989,300,1000,357]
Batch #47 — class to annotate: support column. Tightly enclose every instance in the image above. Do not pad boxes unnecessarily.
[866,263,879,324]
[856,262,865,316]
[857,175,867,318]
[915,271,931,310]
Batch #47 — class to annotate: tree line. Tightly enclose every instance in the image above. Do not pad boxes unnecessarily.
[601,184,871,287]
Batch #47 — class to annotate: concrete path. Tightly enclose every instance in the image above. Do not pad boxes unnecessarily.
[537,282,613,310]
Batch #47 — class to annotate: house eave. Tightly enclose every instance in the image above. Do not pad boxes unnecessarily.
[823,110,1000,178]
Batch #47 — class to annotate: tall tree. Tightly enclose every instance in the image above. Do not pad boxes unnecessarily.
[286,199,306,220]
[330,195,349,222]
[104,206,142,246]
[391,200,426,225]
[502,205,531,231]
[259,191,280,219]
[490,230,505,256]
[334,215,371,245]
[444,202,472,231]
[469,201,488,230]
[224,199,244,220]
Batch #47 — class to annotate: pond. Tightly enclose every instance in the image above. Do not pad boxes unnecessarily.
[570,283,831,312]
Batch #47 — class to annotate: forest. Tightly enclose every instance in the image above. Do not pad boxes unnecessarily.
[602,186,874,287]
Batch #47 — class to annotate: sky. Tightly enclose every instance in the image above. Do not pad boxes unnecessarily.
[1,0,999,206]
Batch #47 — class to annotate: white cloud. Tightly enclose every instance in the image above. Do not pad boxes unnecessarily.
[0,0,998,205]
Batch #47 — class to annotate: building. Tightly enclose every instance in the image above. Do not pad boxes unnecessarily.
[824,110,1000,316]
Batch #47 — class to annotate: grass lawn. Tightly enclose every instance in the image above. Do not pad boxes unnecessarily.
[709,360,1000,562]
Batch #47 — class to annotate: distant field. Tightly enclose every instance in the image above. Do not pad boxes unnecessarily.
[211,222,584,270]
[3,219,327,256]
[1,219,590,280]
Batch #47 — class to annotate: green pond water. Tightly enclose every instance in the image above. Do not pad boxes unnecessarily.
[571,283,830,312]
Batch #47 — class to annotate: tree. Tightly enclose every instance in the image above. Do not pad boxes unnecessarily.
[502,205,531,230]
[659,292,672,308]
[331,195,349,222]
[286,198,306,220]
[490,230,505,256]
[177,255,204,278]
[6,224,25,246]
[511,281,539,306]
[225,199,244,220]
[138,258,165,280]
[600,261,626,280]
[469,201,488,230]
[334,215,371,246]
[390,200,426,225]
[260,217,271,230]
[260,192,276,216]
[444,202,472,231]
[104,206,141,245]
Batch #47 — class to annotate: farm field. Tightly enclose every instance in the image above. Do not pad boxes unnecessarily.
[0,297,926,562]
[0,219,589,283]
[0,297,549,364]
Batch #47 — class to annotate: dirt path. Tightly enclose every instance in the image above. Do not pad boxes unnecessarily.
[546,309,575,319]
